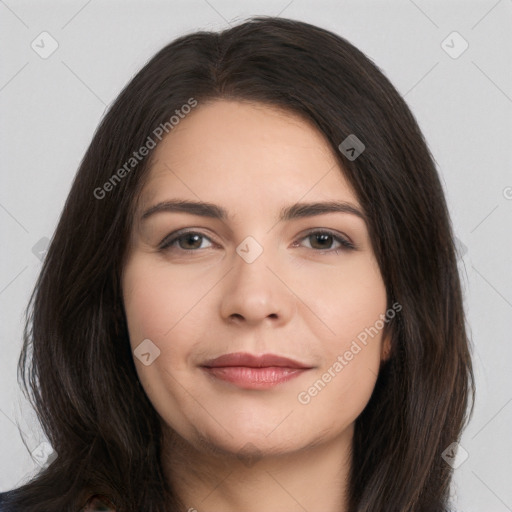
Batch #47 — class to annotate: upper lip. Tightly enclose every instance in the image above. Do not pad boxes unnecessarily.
[201,352,312,369]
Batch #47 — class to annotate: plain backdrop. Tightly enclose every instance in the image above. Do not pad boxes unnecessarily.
[1,1,511,510]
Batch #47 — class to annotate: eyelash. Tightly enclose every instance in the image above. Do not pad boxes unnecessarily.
[158,229,355,254]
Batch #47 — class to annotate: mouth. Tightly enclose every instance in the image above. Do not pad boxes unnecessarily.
[200,352,313,390]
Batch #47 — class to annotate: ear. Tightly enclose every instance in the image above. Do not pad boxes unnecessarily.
[380,331,392,362]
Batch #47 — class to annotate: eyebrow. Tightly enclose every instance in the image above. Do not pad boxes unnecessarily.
[140,199,366,224]
[141,199,366,222]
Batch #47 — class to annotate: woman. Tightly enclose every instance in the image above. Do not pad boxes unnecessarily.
[0,16,474,512]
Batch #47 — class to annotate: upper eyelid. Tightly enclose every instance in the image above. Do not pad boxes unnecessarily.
[159,228,354,249]
[160,228,217,246]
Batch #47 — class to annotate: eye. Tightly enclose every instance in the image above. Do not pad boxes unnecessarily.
[158,229,355,254]
[159,230,215,251]
[295,230,355,253]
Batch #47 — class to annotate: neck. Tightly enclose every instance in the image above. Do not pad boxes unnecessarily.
[162,424,353,512]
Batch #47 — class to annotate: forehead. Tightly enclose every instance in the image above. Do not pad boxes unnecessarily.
[138,100,360,213]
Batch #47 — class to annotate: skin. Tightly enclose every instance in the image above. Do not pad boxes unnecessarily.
[122,99,391,512]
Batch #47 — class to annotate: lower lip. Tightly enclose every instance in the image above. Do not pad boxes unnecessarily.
[201,366,309,389]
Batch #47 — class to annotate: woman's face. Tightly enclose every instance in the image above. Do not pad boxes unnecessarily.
[122,99,390,459]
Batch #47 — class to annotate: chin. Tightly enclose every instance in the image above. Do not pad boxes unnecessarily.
[191,423,305,461]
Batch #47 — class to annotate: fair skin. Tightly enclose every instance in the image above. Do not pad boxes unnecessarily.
[122,99,391,512]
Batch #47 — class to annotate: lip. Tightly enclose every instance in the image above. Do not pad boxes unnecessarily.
[201,352,311,369]
[200,352,313,390]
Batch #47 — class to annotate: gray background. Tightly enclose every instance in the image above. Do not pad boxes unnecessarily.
[1,1,511,510]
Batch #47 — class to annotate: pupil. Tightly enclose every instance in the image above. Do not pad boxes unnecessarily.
[312,234,331,249]
[177,234,334,250]
[181,234,201,249]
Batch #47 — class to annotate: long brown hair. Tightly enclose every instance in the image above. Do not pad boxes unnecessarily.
[2,16,474,512]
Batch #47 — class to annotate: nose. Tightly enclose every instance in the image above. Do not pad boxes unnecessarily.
[219,243,295,327]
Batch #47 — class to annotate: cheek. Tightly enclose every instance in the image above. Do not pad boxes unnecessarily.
[122,258,206,423]
[122,259,184,395]
[298,251,387,342]
[122,256,210,343]
[122,255,219,398]
[333,256,387,372]
[295,255,387,416]
[297,331,383,428]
